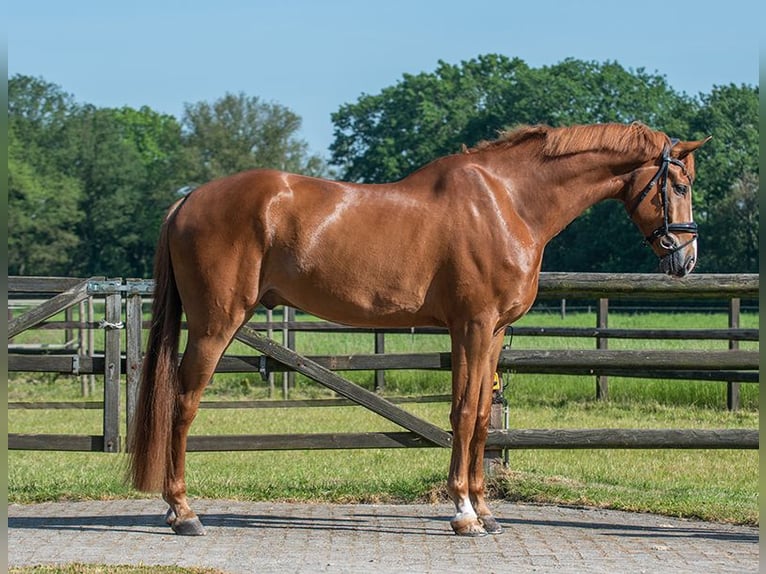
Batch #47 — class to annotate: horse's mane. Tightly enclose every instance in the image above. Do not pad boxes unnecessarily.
[467,122,663,160]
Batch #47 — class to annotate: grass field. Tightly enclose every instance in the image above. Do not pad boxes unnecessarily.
[7,309,759,525]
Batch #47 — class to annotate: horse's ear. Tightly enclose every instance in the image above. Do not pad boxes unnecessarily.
[671,136,712,159]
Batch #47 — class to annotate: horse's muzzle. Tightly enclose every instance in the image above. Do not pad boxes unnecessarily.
[659,249,696,277]
[657,233,697,278]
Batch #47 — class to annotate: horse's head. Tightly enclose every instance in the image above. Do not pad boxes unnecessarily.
[626,136,711,277]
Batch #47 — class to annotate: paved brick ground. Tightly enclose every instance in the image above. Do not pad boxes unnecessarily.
[8,499,759,573]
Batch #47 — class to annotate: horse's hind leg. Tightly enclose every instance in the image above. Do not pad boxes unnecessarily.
[163,311,248,536]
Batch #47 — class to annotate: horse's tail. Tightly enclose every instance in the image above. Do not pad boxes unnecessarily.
[128,200,185,492]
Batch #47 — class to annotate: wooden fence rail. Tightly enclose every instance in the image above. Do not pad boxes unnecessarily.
[8,349,759,378]
[7,273,759,454]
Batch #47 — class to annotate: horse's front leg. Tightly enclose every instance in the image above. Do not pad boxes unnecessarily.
[467,330,506,535]
[447,320,499,536]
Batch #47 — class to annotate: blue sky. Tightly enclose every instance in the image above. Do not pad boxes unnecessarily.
[8,0,760,157]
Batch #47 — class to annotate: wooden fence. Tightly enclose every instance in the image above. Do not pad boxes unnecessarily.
[7,273,759,454]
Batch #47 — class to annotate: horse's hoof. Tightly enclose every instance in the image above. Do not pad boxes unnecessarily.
[450,514,487,537]
[170,516,207,536]
[164,506,206,535]
[479,515,503,535]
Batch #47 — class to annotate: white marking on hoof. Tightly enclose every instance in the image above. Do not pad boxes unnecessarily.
[450,511,487,537]
[453,510,478,523]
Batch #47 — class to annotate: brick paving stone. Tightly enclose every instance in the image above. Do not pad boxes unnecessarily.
[8,499,759,574]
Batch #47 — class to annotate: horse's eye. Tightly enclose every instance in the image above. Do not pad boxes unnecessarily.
[673,184,689,196]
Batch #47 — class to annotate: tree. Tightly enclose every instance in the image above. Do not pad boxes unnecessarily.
[690,84,759,207]
[9,74,189,277]
[107,106,188,276]
[181,92,327,186]
[686,84,759,272]
[8,75,85,276]
[701,172,758,272]
[8,125,83,275]
[62,105,188,277]
[330,55,532,183]
[509,59,697,130]
[8,75,78,152]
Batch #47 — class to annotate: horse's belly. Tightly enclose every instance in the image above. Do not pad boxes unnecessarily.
[260,266,439,328]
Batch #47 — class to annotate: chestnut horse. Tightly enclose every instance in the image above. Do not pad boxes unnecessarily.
[129,122,709,537]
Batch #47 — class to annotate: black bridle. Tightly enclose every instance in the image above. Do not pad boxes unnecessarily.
[628,140,697,255]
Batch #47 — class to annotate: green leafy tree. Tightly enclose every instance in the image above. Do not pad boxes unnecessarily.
[331,55,531,183]
[108,106,188,276]
[690,84,759,207]
[330,56,697,185]
[181,92,327,185]
[63,105,148,275]
[9,74,188,277]
[8,75,85,275]
[686,84,758,272]
[701,172,758,272]
[63,105,187,277]
[8,125,83,275]
[8,75,78,155]
[509,59,696,131]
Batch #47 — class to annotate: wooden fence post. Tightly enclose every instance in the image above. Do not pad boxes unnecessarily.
[374,330,386,392]
[596,298,609,401]
[78,300,88,397]
[125,280,146,449]
[483,372,506,476]
[727,298,741,411]
[89,296,96,395]
[266,309,275,398]
[8,307,14,344]
[102,279,122,453]
[282,306,296,398]
[64,306,74,349]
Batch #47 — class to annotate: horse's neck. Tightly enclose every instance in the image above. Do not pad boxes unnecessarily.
[504,151,633,245]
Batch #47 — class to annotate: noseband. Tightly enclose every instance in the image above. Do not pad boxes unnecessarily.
[629,140,697,255]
